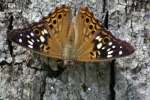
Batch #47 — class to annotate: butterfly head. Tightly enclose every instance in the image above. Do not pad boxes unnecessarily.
[63,59,75,66]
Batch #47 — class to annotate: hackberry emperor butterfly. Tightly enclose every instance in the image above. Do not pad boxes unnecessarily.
[7,5,135,62]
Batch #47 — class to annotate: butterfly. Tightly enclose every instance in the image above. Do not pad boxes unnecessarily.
[7,5,135,63]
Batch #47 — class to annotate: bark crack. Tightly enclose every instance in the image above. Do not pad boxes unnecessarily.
[110,60,116,100]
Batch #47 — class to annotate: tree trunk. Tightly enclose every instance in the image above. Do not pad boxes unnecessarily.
[0,0,149,100]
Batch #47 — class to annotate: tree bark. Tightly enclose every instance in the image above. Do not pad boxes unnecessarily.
[0,0,149,100]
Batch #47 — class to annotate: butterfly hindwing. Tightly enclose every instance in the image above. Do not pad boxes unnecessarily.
[92,30,135,60]
[8,22,61,58]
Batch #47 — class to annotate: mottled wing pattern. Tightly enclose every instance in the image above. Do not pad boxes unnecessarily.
[43,5,72,48]
[7,5,71,59]
[75,6,134,61]
[74,6,102,60]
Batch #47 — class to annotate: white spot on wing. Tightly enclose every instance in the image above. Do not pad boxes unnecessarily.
[112,45,116,49]
[40,36,45,42]
[37,39,40,42]
[102,47,105,50]
[28,40,33,45]
[30,32,34,37]
[107,55,112,58]
[43,29,48,34]
[108,42,112,46]
[108,50,113,55]
[97,43,102,49]
[41,31,45,35]
[120,46,122,48]
[31,39,35,43]
[119,51,123,55]
[27,35,30,38]
[95,36,102,41]
[96,36,100,40]
[19,39,22,43]
[107,48,111,51]
[28,45,33,48]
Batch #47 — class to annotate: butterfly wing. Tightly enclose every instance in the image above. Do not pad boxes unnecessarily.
[74,6,134,61]
[43,5,72,47]
[7,5,72,59]
[91,30,135,60]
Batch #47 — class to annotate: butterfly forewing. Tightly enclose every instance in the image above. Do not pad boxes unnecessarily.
[75,6,134,62]
[8,5,72,59]
[43,5,72,47]
[74,6,102,58]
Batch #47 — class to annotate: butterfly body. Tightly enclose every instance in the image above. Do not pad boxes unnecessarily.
[8,5,134,62]
[62,42,75,60]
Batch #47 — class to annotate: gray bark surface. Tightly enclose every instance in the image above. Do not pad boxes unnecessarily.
[0,0,149,100]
